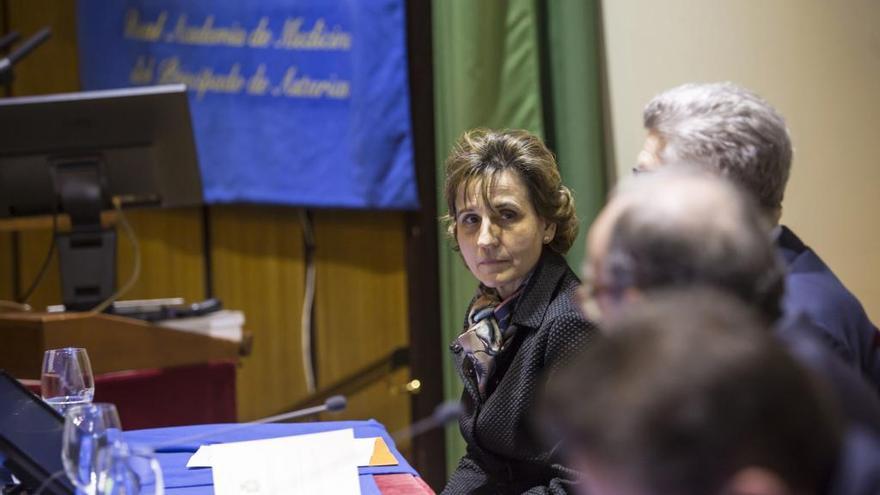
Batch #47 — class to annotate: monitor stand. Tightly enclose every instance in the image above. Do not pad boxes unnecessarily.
[53,158,116,312]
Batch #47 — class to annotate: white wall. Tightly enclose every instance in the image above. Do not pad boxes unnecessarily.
[601,0,880,322]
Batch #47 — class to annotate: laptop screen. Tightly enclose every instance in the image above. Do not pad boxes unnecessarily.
[0,370,74,494]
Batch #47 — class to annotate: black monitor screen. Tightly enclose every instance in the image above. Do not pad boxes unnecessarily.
[0,370,73,494]
[0,84,202,219]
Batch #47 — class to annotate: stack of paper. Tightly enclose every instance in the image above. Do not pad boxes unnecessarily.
[187,429,397,495]
[157,310,244,342]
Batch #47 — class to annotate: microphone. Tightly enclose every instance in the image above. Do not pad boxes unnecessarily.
[391,400,463,443]
[0,27,51,85]
[266,394,347,423]
[0,31,20,52]
[151,395,347,450]
[323,395,347,413]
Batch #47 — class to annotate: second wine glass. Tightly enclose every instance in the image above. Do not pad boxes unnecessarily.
[63,403,123,495]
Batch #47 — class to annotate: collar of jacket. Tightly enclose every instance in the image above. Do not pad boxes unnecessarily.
[507,249,569,332]
[776,224,806,265]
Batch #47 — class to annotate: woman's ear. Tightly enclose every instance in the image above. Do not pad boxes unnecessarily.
[543,223,557,244]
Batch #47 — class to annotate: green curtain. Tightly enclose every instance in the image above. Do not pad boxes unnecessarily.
[545,0,607,269]
[432,0,607,473]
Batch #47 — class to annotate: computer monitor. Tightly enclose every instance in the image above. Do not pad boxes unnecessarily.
[0,370,74,494]
[0,84,203,310]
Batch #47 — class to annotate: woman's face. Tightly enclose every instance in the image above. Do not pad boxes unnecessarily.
[455,170,556,299]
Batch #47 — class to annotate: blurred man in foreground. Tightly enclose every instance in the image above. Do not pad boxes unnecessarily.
[544,290,880,495]
[582,170,880,432]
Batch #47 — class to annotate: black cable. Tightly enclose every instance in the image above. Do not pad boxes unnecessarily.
[85,197,141,316]
[18,212,58,305]
[299,208,317,393]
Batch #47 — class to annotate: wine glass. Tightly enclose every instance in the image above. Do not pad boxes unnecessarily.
[41,347,95,414]
[96,441,164,495]
[63,403,123,495]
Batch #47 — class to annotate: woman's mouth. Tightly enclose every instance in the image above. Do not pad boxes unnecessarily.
[480,258,511,267]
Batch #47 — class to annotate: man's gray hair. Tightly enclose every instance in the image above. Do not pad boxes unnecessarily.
[643,82,792,212]
[603,168,785,322]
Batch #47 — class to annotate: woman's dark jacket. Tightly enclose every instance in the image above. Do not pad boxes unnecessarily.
[442,250,597,494]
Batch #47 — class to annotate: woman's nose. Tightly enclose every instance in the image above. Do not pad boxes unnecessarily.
[477,220,499,247]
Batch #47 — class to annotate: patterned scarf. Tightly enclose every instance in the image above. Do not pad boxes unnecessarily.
[456,285,522,398]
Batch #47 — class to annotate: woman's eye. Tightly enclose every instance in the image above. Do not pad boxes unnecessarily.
[460,214,480,226]
[499,209,518,221]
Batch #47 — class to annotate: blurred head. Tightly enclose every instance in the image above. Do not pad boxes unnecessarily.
[582,168,784,323]
[544,290,842,495]
[443,129,578,297]
[640,82,792,223]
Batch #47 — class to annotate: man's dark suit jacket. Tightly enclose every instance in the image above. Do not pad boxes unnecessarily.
[442,250,597,495]
[829,426,880,495]
[776,316,880,435]
[778,226,880,390]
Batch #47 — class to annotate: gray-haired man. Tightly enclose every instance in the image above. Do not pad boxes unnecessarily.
[635,82,880,389]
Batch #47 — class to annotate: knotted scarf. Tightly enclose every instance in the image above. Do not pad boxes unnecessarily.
[456,285,522,398]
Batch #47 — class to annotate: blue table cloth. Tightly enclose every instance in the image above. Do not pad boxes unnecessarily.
[123,420,417,494]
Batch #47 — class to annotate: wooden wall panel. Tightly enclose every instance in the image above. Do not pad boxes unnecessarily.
[116,207,205,302]
[209,205,308,421]
[7,0,79,95]
[313,211,411,437]
[11,208,205,310]
[327,367,414,454]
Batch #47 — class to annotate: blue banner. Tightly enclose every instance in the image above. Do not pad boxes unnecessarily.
[77,0,418,209]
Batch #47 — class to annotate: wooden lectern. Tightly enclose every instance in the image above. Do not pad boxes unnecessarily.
[0,311,241,379]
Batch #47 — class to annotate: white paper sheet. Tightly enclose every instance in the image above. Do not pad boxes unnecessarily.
[187,434,379,469]
[201,428,363,495]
